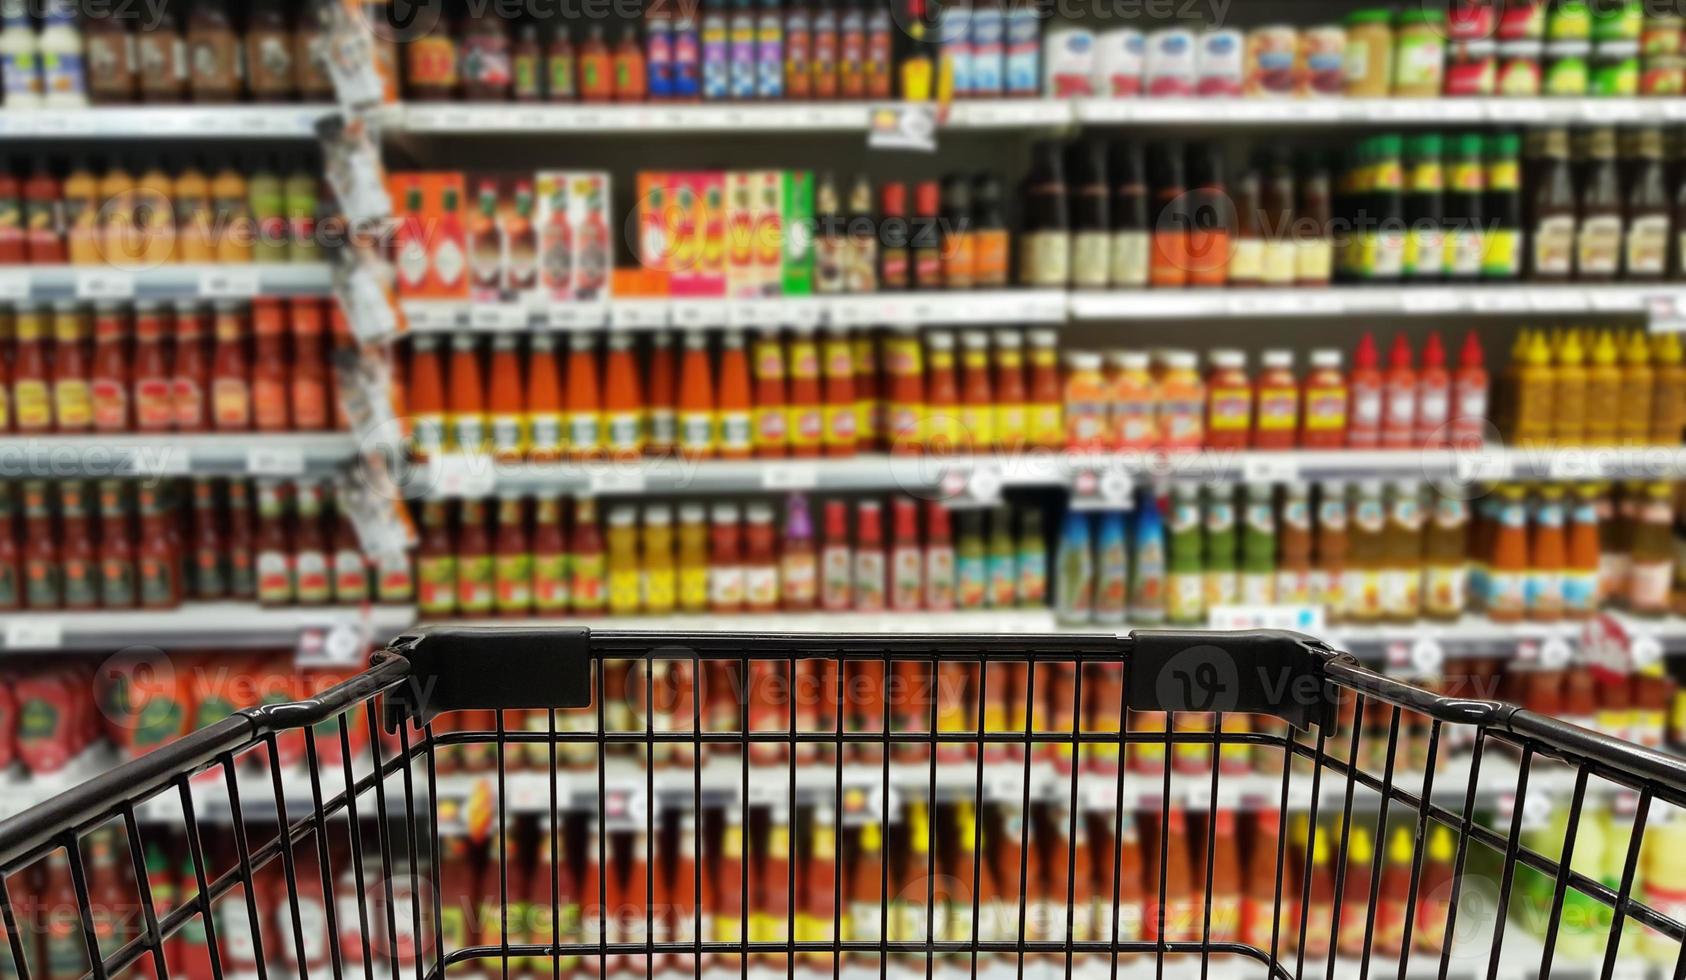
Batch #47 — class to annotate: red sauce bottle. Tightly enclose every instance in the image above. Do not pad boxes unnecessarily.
[22,163,65,264]
[293,481,331,605]
[20,481,57,608]
[189,478,225,600]
[1252,349,1300,450]
[1380,333,1418,450]
[131,303,172,432]
[254,481,293,606]
[89,306,130,433]
[1347,333,1383,449]
[96,480,134,608]
[210,302,251,431]
[172,304,211,432]
[252,299,291,432]
[135,485,180,609]
[290,300,329,432]
[0,162,24,264]
[58,482,98,610]
[226,479,256,598]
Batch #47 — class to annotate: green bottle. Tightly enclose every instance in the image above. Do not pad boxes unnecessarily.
[1167,482,1204,625]
[248,153,288,264]
[1241,483,1277,605]
[284,151,321,264]
[1203,482,1238,611]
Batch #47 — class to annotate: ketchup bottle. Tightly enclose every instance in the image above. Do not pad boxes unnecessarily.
[0,160,24,263]
[1347,333,1383,449]
[172,303,211,432]
[89,306,130,433]
[290,300,330,431]
[1414,331,1451,448]
[1451,332,1491,450]
[1381,333,1418,450]
[210,302,251,432]
[132,303,173,432]
[22,161,65,264]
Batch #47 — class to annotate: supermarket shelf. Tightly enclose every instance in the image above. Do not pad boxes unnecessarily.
[1072,95,1686,126]
[388,99,1072,134]
[422,610,1059,635]
[399,291,1069,333]
[402,286,1678,332]
[385,98,1686,135]
[0,263,336,304]
[428,750,1638,818]
[0,603,417,652]
[1069,285,1679,319]
[0,104,337,139]
[0,432,360,479]
[414,447,1686,500]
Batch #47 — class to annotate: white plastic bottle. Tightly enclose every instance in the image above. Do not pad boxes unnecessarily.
[36,0,86,107]
[0,0,41,108]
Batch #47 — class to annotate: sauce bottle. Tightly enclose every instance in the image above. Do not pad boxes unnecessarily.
[1296,151,1334,286]
[1403,134,1446,281]
[135,0,186,103]
[742,502,779,612]
[1552,329,1588,447]
[821,326,857,456]
[1528,128,1577,280]
[1109,141,1150,288]
[245,0,295,101]
[993,329,1028,451]
[923,331,960,453]
[186,0,241,103]
[888,497,921,612]
[1347,334,1383,449]
[1149,142,1189,288]
[1444,133,1487,281]
[547,24,577,100]
[854,499,885,611]
[1585,330,1621,446]
[819,499,851,611]
[1156,350,1204,450]
[1651,333,1686,445]
[717,329,753,459]
[1619,330,1655,446]
[643,504,678,615]
[88,306,128,433]
[565,333,603,459]
[940,175,975,290]
[709,502,744,612]
[1204,349,1252,450]
[1483,132,1524,280]
[1415,332,1451,447]
[1069,140,1111,289]
[972,175,1010,289]
[578,23,614,100]
[646,330,677,456]
[1253,350,1299,450]
[751,329,789,456]
[1019,141,1070,288]
[50,304,90,432]
[1109,350,1156,450]
[781,494,816,611]
[1487,484,1529,621]
[606,504,641,615]
[878,182,909,289]
[1451,331,1490,449]
[1576,128,1623,281]
[131,303,171,432]
[911,180,943,290]
[1257,147,1295,287]
[677,330,717,459]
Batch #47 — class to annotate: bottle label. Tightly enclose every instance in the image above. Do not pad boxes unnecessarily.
[644,567,677,612]
[295,551,331,604]
[925,548,955,610]
[490,415,524,456]
[820,546,852,610]
[1208,387,1252,431]
[679,411,716,451]
[1534,214,1575,275]
[1577,214,1622,276]
[415,554,456,611]
[211,378,249,429]
[956,554,988,609]
[13,379,49,430]
[53,379,91,430]
[1627,214,1669,276]
[334,550,369,602]
[889,548,922,609]
[720,410,754,452]
[709,565,745,609]
[257,550,293,605]
[1448,227,1486,277]
[679,565,709,611]
[495,554,533,611]
[744,564,778,608]
[782,553,816,604]
[567,413,601,452]
[533,553,570,611]
[1295,238,1333,284]
[854,552,886,610]
[1226,237,1263,283]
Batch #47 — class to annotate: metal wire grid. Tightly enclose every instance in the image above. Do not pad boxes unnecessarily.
[0,631,1678,980]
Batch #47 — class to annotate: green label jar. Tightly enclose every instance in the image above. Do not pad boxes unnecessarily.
[1591,39,1639,94]
[1591,0,1642,42]
[1547,0,1592,40]
[1392,10,1447,95]
[1543,39,1590,93]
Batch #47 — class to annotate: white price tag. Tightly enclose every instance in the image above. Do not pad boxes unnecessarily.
[1210,605,1325,633]
[0,270,29,302]
[548,304,608,330]
[1070,467,1132,510]
[1385,641,1411,672]
[1241,455,1298,484]
[3,618,62,650]
[246,446,306,476]
[1630,633,1664,672]
[602,786,648,829]
[470,305,522,331]
[1470,291,1529,313]
[868,103,937,152]
[1410,637,1445,676]
[1401,289,1461,313]
[75,270,135,301]
[295,622,367,667]
[1501,792,1551,831]
[430,455,497,498]
[609,300,670,330]
[983,770,1023,802]
[130,448,193,478]
[964,462,1004,504]
[1537,635,1573,671]
[588,468,647,495]
[198,267,262,299]
[762,463,819,490]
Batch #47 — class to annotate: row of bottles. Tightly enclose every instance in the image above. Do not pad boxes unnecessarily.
[414,493,1047,619]
[0,478,412,612]
[0,300,347,435]
[0,154,325,266]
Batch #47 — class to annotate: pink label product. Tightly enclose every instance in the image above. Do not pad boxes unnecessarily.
[1094,28,1143,96]
[1197,28,1245,95]
[1144,28,1196,96]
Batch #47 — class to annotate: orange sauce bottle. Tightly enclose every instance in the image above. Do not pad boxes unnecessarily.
[566,333,603,460]
[50,305,91,432]
[525,333,564,463]
[883,327,923,454]
[786,327,823,457]
[447,332,486,454]
[406,336,447,461]
[173,158,215,263]
[751,329,788,457]
[646,331,677,457]
[88,306,129,433]
[1529,485,1566,622]
[603,332,644,459]
[63,160,101,265]
[134,158,176,268]
[851,331,879,452]
[96,161,136,269]
[957,331,993,453]
[821,326,856,456]
[208,303,249,431]
[487,334,526,462]
[289,301,329,431]
[1026,329,1062,450]
[992,329,1028,451]
[250,299,290,431]
[677,329,716,459]
[1486,485,1528,622]
[923,331,959,454]
[210,160,253,264]
[718,329,753,460]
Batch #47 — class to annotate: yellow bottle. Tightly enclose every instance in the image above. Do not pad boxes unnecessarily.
[1501,328,1532,436]
[641,504,677,616]
[1552,329,1587,447]
[1619,330,1655,446]
[95,161,135,268]
[1649,332,1686,445]
[1586,331,1622,446]
[677,503,710,614]
[606,505,642,615]
[133,158,176,268]
[173,159,215,263]
[1516,331,1557,448]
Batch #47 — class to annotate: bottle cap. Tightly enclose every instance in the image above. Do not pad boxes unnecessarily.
[892,498,919,537]
[1354,332,1379,369]
[679,503,706,524]
[1458,331,1484,368]
[1209,349,1246,369]
[1422,331,1446,369]
[1262,349,1293,370]
[745,502,774,524]
[1388,333,1414,369]
[1066,351,1103,371]
[711,502,740,524]
[644,504,671,525]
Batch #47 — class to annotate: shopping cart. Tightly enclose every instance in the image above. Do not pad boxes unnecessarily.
[0,628,1682,980]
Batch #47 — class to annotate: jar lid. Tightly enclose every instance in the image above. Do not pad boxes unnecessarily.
[1346,8,1393,25]
[1396,9,1447,25]
[1065,351,1103,371]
